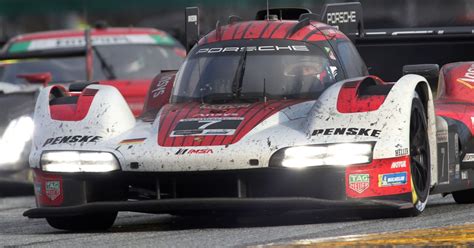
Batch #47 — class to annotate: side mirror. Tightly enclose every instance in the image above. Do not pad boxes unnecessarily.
[403,64,439,88]
[16,72,52,86]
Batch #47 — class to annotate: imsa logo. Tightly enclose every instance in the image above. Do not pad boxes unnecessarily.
[175,149,213,155]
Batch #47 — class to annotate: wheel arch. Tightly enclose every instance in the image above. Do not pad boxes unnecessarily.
[414,80,438,188]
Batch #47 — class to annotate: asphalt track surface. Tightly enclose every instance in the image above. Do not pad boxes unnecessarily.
[0,194,473,247]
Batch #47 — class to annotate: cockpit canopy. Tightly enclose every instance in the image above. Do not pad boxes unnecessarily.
[172,39,344,103]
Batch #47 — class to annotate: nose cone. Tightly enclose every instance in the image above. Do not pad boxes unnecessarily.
[157,100,309,147]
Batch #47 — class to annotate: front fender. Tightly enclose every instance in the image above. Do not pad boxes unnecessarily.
[307,74,437,186]
[29,84,135,169]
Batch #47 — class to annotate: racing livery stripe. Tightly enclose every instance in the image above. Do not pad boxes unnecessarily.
[157,100,305,147]
[197,20,348,45]
[243,22,268,39]
[164,103,200,147]
[221,101,268,145]
[265,22,284,39]
[302,29,322,41]
[204,107,242,146]
[239,22,254,39]
[288,25,314,40]
[187,103,256,146]
[227,101,286,144]
[257,22,271,39]
[233,22,251,39]
[270,22,295,39]
[284,23,298,38]
[49,88,97,121]
[230,100,297,144]
[230,22,243,40]
[222,23,239,40]
[172,103,197,147]
[158,102,190,145]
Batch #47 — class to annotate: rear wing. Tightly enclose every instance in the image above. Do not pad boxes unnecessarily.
[183,3,474,82]
[0,47,86,60]
[184,2,365,50]
[356,26,474,81]
[0,29,93,82]
[320,2,364,38]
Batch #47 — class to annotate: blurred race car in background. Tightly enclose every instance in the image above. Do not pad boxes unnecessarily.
[0,25,185,192]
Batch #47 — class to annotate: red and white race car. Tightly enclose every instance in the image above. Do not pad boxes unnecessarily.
[1,25,185,116]
[0,25,184,185]
[23,3,474,230]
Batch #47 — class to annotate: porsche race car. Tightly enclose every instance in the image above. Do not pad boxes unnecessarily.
[23,3,474,230]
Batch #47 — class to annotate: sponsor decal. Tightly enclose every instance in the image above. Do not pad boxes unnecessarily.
[151,75,173,98]
[311,128,381,137]
[455,163,460,180]
[457,63,474,89]
[195,45,309,54]
[119,138,146,145]
[45,180,61,201]
[34,181,42,195]
[42,135,101,147]
[175,148,213,155]
[188,15,197,22]
[171,117,243,137]
[463,153,474,162]
[391,160,407,169]
[348,174,369,193]
[395,148,409,156]
[326,11,357,25]
[200,104,250,110]
[193,113,240,118]
[437,130,448,143]
[378,172,407,187]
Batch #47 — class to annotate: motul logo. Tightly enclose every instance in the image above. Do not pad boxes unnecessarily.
[175,149,213,155]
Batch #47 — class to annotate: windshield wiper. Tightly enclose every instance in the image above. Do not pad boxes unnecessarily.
[92,47,117,80]
[231,48,248,99]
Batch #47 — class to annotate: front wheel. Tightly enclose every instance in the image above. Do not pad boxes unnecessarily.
[46,212,117,231]
[406,96,431,216]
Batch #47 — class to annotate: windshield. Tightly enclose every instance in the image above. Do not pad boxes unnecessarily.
[172,40,343,104]
[0,44,184,84]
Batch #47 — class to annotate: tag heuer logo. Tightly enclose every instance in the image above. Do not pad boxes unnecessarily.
[349,174,370,194]
[45,181,61,201]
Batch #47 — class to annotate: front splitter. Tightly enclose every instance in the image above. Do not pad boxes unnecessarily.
[24,197,413,218]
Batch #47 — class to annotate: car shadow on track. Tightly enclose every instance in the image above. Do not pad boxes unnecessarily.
[105,208,398,234]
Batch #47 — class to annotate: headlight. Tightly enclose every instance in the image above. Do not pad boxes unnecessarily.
[278,143,373,169]
[41,151,120,173]
[0,116,34,165]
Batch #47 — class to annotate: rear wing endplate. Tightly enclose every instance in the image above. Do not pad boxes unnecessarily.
[320,2,364,38]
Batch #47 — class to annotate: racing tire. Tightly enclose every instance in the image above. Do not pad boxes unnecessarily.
[46,212,117,231]
[405,96,431,216]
